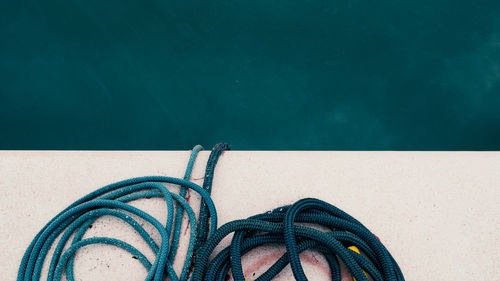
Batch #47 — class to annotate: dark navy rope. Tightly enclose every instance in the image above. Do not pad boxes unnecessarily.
[195,143,231,252]
[190,198,405,281]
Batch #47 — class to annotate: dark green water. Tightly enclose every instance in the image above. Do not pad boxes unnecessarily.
[1,1,499,149]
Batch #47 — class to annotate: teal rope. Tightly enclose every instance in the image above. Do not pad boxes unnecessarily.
[169,144,204,263]
[17,145,224,281]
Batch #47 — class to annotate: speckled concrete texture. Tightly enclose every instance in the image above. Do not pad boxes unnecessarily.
[1,151,499,280]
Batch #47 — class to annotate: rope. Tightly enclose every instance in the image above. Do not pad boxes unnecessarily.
[195,143,231,251]
[17,143,228,281]
[17,143,406,281]
[190,198,405,281]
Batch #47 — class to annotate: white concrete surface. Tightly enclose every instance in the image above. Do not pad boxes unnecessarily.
[0,151,499,280]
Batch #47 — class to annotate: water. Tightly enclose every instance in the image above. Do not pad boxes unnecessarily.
[1,0,499,149]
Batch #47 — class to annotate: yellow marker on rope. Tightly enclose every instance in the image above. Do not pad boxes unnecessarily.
[348,246,368,281]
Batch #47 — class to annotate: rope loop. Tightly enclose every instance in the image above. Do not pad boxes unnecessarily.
[191,198,405,281]
[17,143,230,281]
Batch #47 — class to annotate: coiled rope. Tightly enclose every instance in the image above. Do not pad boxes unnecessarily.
[17,143,230,281]
[191,198,405,281]
[18,144,405,281]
